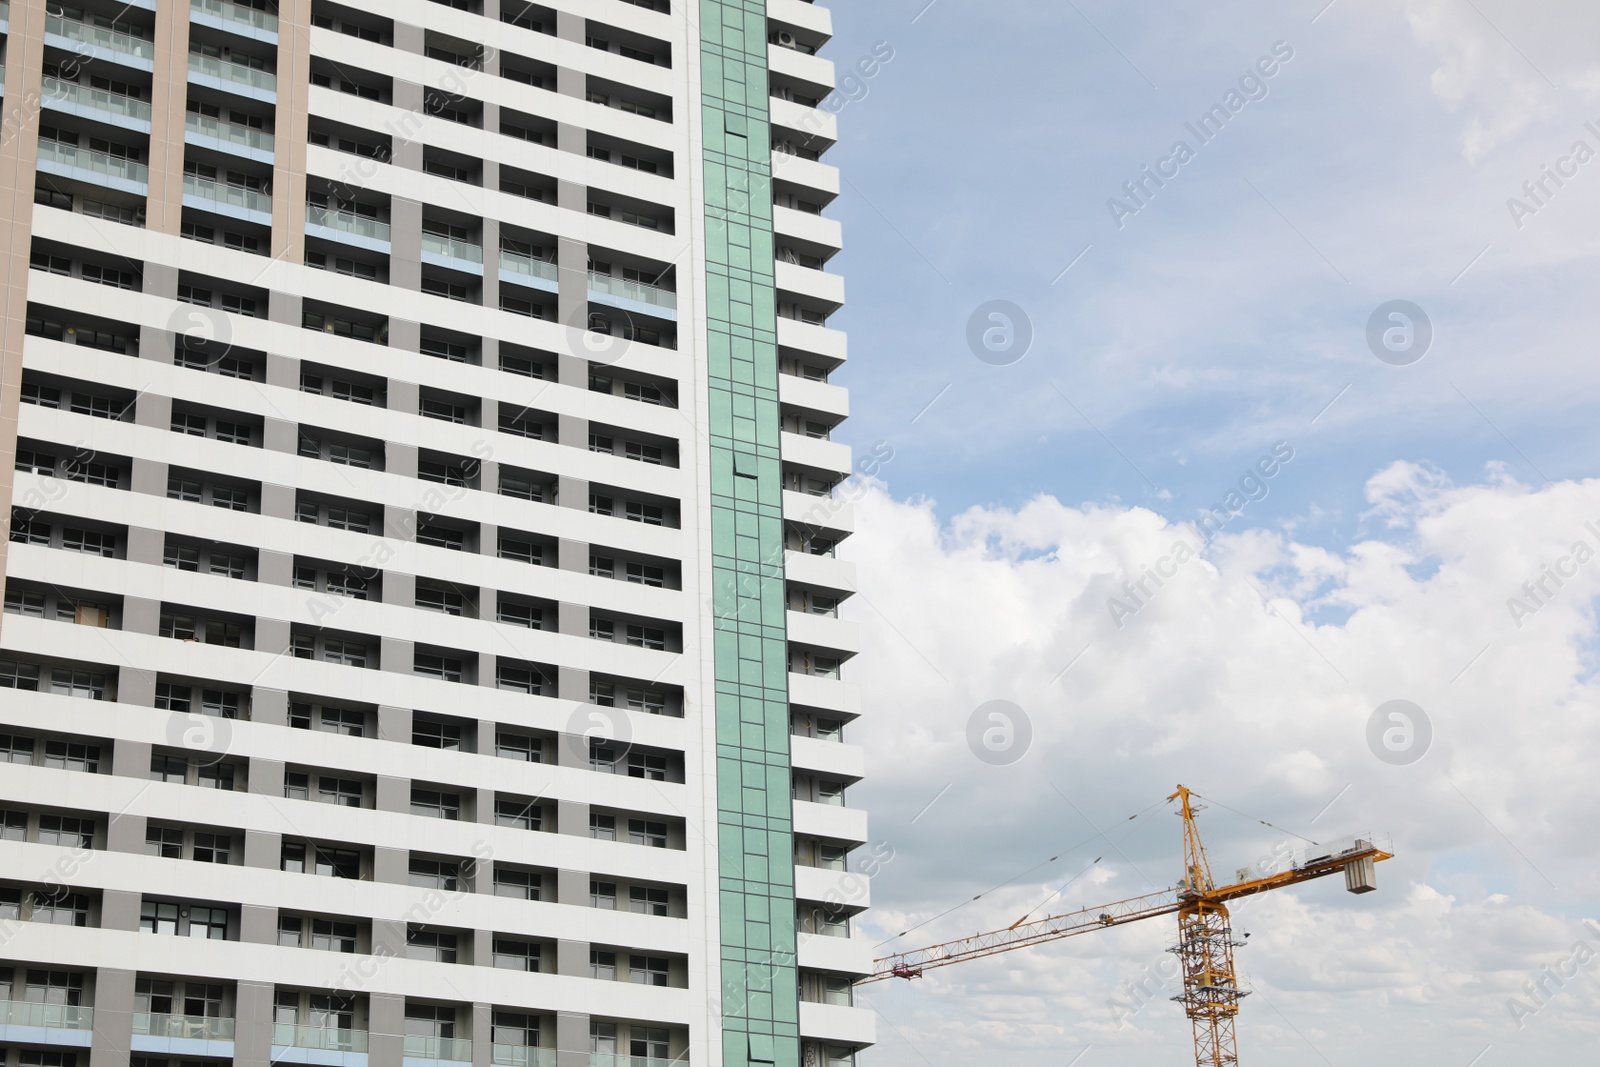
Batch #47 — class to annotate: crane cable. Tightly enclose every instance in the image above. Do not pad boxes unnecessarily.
[875,795,1171,949]
[1188,789,1321,845]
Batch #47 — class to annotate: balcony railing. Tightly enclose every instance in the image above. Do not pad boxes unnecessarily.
[404,1035,473,1062]
[274,1024,368,1052]
[42,77,152,122]
[422,232,483,264]
[0,1000,94,1030]
[37,140,149,185]
[589,272,677,312]
[192,0,278,33]
[590,1057,675,1067]
[493,1045,557,1067]
[186,112,274,153]
[306,204,390,242]
[499,249,558,284]
[133,1013,237,1041]
[183,173,272,215]
[45,13,155,61]
[188,52,277,93]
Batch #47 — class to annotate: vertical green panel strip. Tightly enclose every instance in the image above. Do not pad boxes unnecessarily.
[700,3,799,1067]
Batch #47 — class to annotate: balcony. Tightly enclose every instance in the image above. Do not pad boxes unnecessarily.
[306,204,391,251]
[0,1000,95,1047]
[187,52,277,102]
[493,1046,557,1067]
[41,76,153,131]
[191,0,278,43]
[44,13,156,70]
[590,1058,675,1067]
[421,232,483,274]
[498,249,558,293]
[274,1023,369,1054]
[185,112,274,162]
[183,173,272,224]
[588,272,678,321]
[403,1035,472,1064]
[135,1014,236,1041]
[36,139,149,194]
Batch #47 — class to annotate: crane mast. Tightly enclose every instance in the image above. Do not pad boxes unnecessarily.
[863,786,1392,1067]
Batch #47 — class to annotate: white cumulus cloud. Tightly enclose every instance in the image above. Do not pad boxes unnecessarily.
[843,465,1600,1065]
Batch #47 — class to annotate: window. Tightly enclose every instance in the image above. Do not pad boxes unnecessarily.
[415,585,464,615]
[628,751,668,781]
[1,809,28,840]
[496,732,541,762]
[590,618,614,641]
[193,832,231,863]
[589,814,616,841]
[0,733,35,763]
[413,719,462,750]
[39,740,99,774]
[146,826,184,859]
[590,950,617,981]
[626,624,666,650]
[281,841,307,873]
[590,556,615,579]
[0,660,41,691]
[500,473,543,501]
[626,562,665,587]
[318,778,363,807]
[624,381,664,405]
[497,600,541,629]
[496,662,544,694]
[631,1028,670,1062]
[189,906,228,939]
[62,528,116,557]
[630,955,669,986]
[31,890,89,927]
[498,536,541,564]
[493,938,540,972]
[409,858,458,891]
[628,820,668,848]
[141,900,180,934]
[626,501,663,525]
[495,798,540,831]
[590,880,617,910]
[416,524,465,550]
[406,926,458,964]
[412,789,461,821]
[315,847,362,879]
[629,886,669,917]
[196,767,233,793]
[625,441,663,465]
[494,868,539,901]
[414,654,464,683]
[313,917,358,952]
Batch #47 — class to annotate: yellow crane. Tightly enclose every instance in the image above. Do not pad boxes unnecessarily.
[861,786,1393,1067]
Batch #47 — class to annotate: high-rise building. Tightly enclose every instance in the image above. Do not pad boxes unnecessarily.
[0,2,870,1067]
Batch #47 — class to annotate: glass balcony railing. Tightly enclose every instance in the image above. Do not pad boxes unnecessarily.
[45,13,155,61]
[589,272,677,312]
[306,204,390,242]
[494,1045,557,1067]
[191,0,278,33]
[184,173,272,215]
[590,1057,675,1067]
[188,52,277,93]
[499,249,558,284]
[41,77,152,122]
[185,112,274,153]
[422,232,483,264]
[404,1035,473,1062]
[273,1024,368,1052]
[133,1013,236,1041]
[0,1000,94,1030]
[37,139,148,185]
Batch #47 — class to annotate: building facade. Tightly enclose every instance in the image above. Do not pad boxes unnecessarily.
[0,2,870,1067]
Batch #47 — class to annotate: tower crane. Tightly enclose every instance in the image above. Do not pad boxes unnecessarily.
[861,786,1392,1067]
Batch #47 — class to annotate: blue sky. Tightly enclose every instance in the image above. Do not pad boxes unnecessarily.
[816,1,1600,1063]
[822,0,1600,554]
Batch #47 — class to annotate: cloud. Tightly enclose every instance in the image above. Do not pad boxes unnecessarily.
[843,466,1600,1063]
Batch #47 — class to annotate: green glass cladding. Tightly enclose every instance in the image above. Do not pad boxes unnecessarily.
[699,3,799,1067]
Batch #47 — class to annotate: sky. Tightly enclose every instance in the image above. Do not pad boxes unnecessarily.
[814,1,1600,1063]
